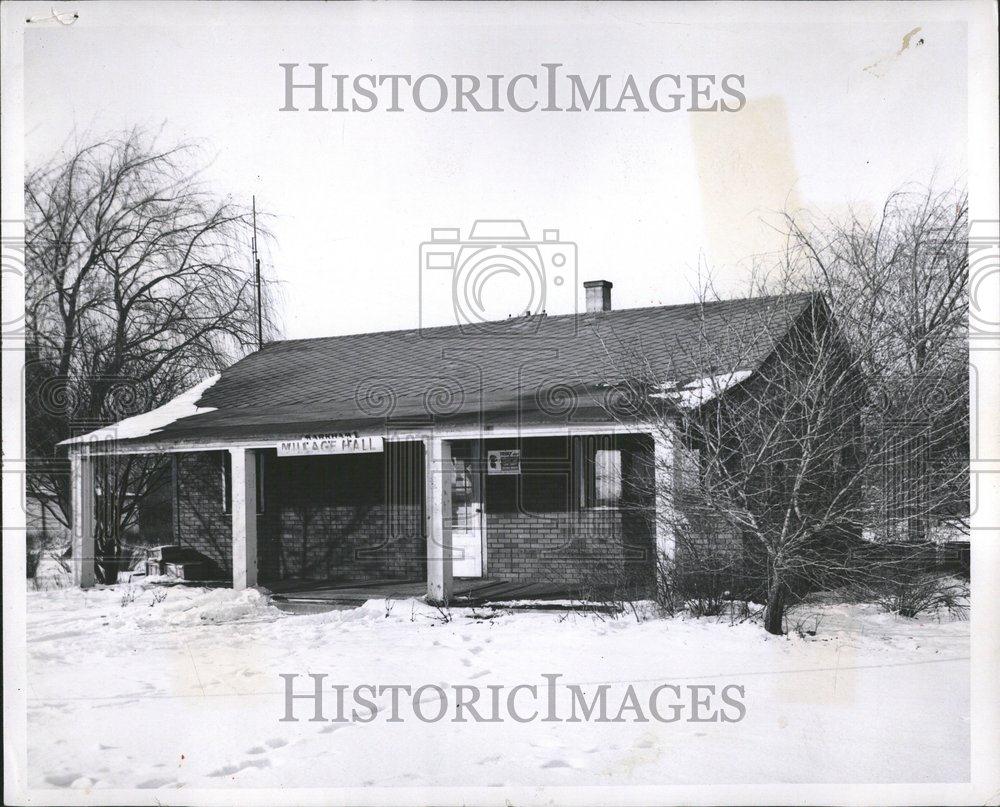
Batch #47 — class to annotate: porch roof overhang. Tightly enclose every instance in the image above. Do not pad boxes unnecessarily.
[59,391,673,456]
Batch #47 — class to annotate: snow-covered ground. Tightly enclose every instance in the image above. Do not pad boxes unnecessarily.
[25,582,969,790]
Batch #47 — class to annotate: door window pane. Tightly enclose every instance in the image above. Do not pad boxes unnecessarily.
[255,452,266,514]
[221,452,232,514]
[451,456,475,529]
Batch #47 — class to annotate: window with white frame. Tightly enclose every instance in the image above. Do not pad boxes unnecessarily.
[594,448,622,506]
[578,436,622,508]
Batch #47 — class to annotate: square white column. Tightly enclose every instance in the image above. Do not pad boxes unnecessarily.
[230,448,258,590]
[425,437,453,605]
[653,428,678,565]
[70,450,96,588]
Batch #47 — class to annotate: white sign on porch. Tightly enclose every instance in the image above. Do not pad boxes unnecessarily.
[487,449,521,475]
[277,434,384,457]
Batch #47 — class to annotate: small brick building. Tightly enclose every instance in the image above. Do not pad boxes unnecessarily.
[62,285,817,603]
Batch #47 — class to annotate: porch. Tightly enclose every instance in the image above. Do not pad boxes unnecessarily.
[68,425,684,605]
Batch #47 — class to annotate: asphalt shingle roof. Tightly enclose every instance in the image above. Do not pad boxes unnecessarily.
[110,292,817,445]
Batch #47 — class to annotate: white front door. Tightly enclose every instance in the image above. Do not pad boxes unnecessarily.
[450,442,483,577]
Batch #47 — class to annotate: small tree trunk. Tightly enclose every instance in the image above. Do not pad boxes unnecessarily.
[94,515,121,584]
[763,575,787,635]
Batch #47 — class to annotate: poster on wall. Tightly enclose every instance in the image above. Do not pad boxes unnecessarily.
[487,449,520,475]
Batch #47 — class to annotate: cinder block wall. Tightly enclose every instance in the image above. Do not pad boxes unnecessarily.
[258,450,425,582]
[175,452,233,576]
[174,447,426,584]
[261,503,425,582]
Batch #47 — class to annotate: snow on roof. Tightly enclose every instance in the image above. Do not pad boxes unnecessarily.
[59,375,221,447]
[650,369,754,409]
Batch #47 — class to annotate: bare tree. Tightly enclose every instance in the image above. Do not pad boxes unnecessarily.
[782,186,969,539]
[25,129,278,582]
[601,186,968,635]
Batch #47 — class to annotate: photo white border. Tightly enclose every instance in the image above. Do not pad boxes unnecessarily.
[2,2,997,804]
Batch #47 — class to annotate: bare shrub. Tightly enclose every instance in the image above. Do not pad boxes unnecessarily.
[866,571,968,620]
[654,539,753,622]
[120,586,137,608]
[786,611,823,637]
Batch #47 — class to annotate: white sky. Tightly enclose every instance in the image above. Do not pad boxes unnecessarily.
[23,3,967,340]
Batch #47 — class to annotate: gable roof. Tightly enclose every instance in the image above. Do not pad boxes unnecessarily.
[64,292,818,448]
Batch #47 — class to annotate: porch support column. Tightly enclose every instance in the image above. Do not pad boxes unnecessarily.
[425,437,453,605]
[653,427,678,571]
[230,448,258,591]
[70,449,96,588]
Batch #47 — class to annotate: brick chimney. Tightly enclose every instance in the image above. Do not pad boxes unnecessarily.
[584,280,613,313]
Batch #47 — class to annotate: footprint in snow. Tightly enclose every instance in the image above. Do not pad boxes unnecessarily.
[44,772,83,787]
[247,746,267,755]
[265,737,288,749]
[208,759,271,777]
[319,722,352,734]
[137,777,176,788]
[468,669,491,679]
[95,698,138,708]
[478,754,502,764]
[540,758,576,769]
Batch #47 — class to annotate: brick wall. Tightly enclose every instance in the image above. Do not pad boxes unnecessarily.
[486,509,619,585]
[484,508,654,587]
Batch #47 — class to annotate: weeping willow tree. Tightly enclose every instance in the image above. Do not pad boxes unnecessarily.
[25,129,279,581]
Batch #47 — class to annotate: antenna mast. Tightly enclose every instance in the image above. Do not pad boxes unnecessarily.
[252,195,263,350]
